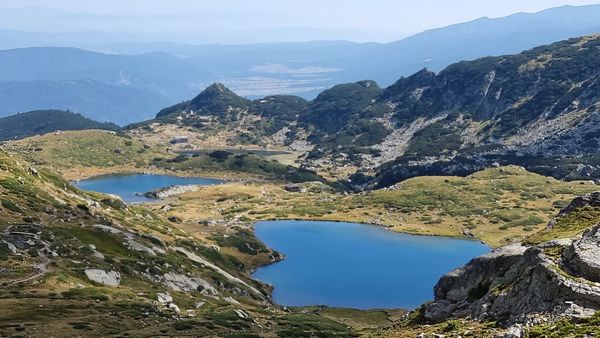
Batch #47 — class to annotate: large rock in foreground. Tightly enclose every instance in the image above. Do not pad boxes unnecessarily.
[424,224,600,326]
[424,193,600,325]
[425,193,600,327]
[564,225,600,282]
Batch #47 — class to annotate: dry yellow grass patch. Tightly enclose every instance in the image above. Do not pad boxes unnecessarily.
[152,166,597,248]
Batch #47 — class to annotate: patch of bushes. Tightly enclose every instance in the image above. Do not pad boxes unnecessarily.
[276,314,358,337]
[208,150,233,161]
[205,310,251,330]
[209,229,270,256]
[1,199,22,212]
[526,206,600,244]
[526,311,600,337]
[404,120,464,157]
[61,288,109,301]
[0,242,11,259]
[69,322,91,330]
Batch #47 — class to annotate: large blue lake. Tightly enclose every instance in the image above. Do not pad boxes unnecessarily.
[252,220,489,309]
[74,174,222,203]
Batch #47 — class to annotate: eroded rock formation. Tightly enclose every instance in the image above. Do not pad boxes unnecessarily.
[424,194,600,328]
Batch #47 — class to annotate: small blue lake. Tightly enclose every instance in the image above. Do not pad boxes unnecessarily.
[252,220,490,310]
[74,174,222,203]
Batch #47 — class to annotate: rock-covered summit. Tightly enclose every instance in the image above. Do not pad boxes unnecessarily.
[156,83,252,118]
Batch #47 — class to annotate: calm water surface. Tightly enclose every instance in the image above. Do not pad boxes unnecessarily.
[74,174,222,203]
[252,220,489,309]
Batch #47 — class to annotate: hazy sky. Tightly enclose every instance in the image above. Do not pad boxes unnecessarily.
[1,0,599,43]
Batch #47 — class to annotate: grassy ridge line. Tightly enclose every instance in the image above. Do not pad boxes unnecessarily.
[0,110,119,141]
[3,130,163,179]
[3,130,321,182]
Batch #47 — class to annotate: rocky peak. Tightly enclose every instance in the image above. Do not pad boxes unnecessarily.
[312,80,382,102]
[300,80,385,134]
[156,83,251,118]
[381,67,436,101]
[189,83,250,112]
[355,80,380,89]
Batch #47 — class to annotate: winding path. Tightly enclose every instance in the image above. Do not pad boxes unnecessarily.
[2,224,51,285]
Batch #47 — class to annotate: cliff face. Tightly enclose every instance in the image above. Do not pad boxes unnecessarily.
[365,35,600,188]
[423,193,600,334]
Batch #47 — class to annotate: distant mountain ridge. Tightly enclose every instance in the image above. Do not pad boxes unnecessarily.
[0,79,171,125]
[0,47,206,100]
[356,5,600,85]
[131,34,600,187]
[1,5,600,124]
[0,110,118,141]
[0,47,207,124]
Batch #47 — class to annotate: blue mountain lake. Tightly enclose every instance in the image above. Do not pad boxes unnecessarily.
[252,220,490,309]
[74,175,489,309]
[74,174,222,203]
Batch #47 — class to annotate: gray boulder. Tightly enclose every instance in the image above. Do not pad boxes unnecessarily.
[84,269,121,286]
[563,225,600,282]
[162,272,218,294]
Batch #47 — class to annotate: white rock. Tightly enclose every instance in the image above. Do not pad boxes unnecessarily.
[162,272,218,294]
[157,292,173,304]
[84,269,121,286]
[494,325,524,338]
[234,309,249,319]
[168,303,180,313]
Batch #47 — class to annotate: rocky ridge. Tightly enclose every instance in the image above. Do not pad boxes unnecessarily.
[128,35,600,187]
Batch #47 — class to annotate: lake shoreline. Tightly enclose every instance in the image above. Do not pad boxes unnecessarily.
[77,172,495,244]
[63,172,492,311]
[251,220,491,310]
[73,173,224,203]
[249,217,489,246]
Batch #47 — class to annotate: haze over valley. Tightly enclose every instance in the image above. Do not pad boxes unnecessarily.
[2,4,600,124]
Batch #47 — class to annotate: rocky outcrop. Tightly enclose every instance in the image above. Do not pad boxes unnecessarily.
[549,192,600,229]
[156,292,180,314]
[92,224,165,256]
[84,269,121,286]
[563,226,600,282]
[157,292,173,305]
[423,244,528,321]
[144,184,199,199]
[162,272,218,295]
[424,224,600,326]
